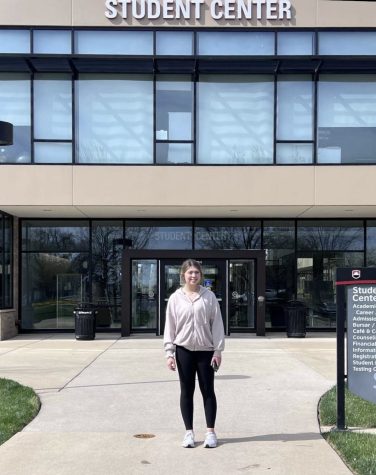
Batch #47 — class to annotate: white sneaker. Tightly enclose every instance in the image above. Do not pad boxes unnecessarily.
[182,430,195,448]
[204,431,217,448]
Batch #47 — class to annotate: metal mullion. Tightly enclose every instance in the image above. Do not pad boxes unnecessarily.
[313,72,318,164]
[30,71,34,164]
[364,219,368,267]
[276,140,314,144]
[294,219,298,301]
[192,220,196,250]
[193,70,197,165]
[193,31,198,165]
[34,139,73,143]
[88,219,93,304]
[30,28,33,54]
[1,217,3,309]
[153,68,157,164]
[10,216,14,309]
[72,70,77,164]
[273,70,278,164]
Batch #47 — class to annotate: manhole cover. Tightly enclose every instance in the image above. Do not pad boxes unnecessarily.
[133,433,155,439]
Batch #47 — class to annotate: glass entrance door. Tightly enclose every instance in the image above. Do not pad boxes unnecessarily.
[131,259,158,331]
[160,259,226,335]
[228,260,256,331]
[123,250,265,337]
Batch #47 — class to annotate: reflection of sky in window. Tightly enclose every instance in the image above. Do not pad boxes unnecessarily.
[0,74,31,163]
[77,75,153,164]
[319,76,376,127]
[198,76,274,164]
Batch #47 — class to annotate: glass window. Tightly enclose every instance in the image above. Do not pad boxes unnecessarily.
[276,143,313,164]
[74,30,153,55]
[76,74,153,164]
[125,221,193,250]
[92,221,123,328]
[297,221,364,251]
[156,76,193,141]
[319,32,376,56]
[198,75,274,164]
[132,259,158,330]
[0,30,30,53]
[366,220,376,266]
[277,76,313,140]
[194,221,261,250]
[21,252,89,330]
[297,251,364,330]
[198,32,275,56]
[34,74,72,140]
[263,220,295,329]
[33,30,71,54]
[156,143,193,164]
[34,142,72,164]
[264,220,295,249]
[277,32,314,55]
[156,31,193,55]
[22,221,90,252]
[0,74,31,164]
[318,75,376,164]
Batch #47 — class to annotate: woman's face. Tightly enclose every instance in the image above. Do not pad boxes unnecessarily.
[183,266,201,286]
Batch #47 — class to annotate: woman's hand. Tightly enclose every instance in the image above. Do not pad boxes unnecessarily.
[211,355,221,369]
[167,356,176,371]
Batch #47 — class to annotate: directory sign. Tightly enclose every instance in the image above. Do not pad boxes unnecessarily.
[345,272,376,404]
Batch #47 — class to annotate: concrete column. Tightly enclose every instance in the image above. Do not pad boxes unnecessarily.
[0,309,17,340]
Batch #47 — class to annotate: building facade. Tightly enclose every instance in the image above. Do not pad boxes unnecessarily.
[1,0,376,338]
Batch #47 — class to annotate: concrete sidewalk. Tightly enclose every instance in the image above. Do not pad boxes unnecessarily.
[0,333,351,475]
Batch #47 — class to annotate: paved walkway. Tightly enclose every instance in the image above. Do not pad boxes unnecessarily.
[0,333,351,475]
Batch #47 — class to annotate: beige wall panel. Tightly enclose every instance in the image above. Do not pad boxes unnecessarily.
[73,0,316,28]
[72,166,315,207]
[299,205,376,219]
[1,0,375,29]
[315,166,376,206]
[317,0,376,28]
[0,166,73,206]
[0,0,72,26]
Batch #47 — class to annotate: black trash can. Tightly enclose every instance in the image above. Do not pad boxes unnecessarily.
[285,300,306,338]
[74,304,97,340]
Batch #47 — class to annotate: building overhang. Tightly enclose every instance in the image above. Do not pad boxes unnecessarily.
[2,54,376,75]
[1,165,376,219]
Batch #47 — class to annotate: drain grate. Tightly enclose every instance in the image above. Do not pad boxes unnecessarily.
[133,433,155,439]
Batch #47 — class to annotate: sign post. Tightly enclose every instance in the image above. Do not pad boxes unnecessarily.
[336,267,376,430]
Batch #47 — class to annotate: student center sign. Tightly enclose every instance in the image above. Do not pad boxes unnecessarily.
[104,0,292,21]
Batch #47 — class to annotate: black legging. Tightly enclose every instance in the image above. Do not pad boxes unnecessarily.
[175,345,217,430]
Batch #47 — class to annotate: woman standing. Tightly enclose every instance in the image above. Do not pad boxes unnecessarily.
[164,259,225,448]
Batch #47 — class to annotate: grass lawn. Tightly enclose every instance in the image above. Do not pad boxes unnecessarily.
[0,378,41,446]
[319,385,376,475]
